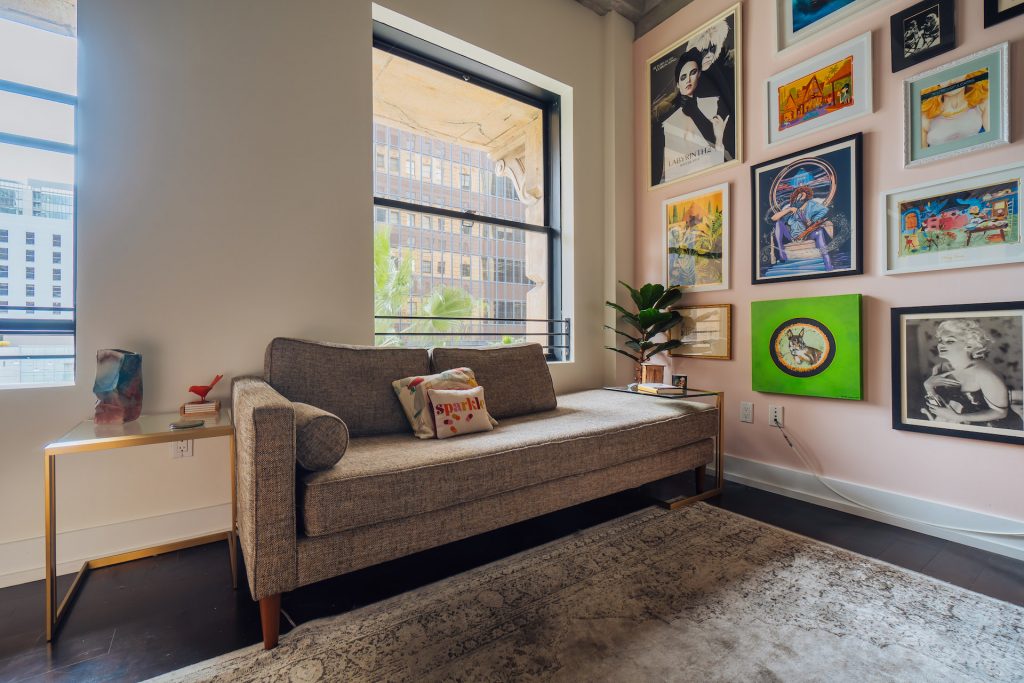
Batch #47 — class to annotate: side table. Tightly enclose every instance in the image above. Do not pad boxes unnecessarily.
[43,411,237,641]
[603,386,724,508]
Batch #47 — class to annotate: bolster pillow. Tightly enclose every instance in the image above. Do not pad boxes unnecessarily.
[293,402,349,471]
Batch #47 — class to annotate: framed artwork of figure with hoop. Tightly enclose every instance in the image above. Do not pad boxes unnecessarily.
[750,133,863,285]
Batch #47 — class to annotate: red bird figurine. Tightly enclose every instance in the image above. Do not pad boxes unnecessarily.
[188,374,223,402]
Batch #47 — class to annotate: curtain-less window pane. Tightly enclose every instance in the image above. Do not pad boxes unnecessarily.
[372,48,544,227]
[0,18,76,94]
[0,91,74,145]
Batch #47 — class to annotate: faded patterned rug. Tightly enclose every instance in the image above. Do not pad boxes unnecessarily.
[152,504,1024,682]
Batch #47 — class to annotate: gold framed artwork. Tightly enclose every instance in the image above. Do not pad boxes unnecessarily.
[669,304,732,360]
[647,4,742,190]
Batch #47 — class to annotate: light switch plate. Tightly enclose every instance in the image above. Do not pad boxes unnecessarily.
[739,402,754,423]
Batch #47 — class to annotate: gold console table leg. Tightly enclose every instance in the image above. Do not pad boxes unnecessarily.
[44,435,240,641]
[653,390,725,510]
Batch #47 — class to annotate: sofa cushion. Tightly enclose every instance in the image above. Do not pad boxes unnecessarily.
[392,367,497,439]
[299,388,718,537]
[293,402,349,471]
[265,338,429,437]
[429,343,556,419]
[428,386,494,439]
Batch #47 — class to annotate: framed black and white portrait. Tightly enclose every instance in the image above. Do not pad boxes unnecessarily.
[647,4,741,190]
[892,302,1024,445]
[890,0,955,73]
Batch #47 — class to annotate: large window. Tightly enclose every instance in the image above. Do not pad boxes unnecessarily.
[0,16,76,388]
[371,24,564,359]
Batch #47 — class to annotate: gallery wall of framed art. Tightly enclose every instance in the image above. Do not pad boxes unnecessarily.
[632,0,1024,521]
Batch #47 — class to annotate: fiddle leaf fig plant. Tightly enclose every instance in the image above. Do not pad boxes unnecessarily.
[604,281,684,364]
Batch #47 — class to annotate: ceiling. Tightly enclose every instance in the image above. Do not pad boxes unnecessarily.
[575,0,696,38]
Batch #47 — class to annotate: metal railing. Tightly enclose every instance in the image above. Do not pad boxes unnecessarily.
[375,315,570,360]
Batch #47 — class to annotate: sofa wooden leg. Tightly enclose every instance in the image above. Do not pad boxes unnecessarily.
[695,465,707,494]
[259,594,281,649]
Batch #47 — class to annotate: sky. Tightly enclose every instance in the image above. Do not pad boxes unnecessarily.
[0,18,75,185]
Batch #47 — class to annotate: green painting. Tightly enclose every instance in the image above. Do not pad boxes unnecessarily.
[751,293,862,400]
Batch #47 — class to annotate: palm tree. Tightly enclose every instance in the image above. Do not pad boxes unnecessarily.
[373,227,475,346]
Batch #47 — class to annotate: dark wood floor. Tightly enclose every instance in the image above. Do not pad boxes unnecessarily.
[2,481,1022,682]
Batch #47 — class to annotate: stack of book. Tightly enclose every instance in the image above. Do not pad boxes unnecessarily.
[636,383,685,396]
[181,400,220,418]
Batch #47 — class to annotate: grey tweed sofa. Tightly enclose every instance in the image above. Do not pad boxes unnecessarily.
[233,338,718,648]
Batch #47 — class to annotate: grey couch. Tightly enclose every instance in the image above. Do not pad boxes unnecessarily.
[233,339,718,648]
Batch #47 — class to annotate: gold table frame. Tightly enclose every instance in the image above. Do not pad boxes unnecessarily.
[603,387,724,509]
[43,412,237,641]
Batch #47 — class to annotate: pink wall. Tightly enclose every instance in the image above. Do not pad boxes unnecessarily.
[633,0,1024,520]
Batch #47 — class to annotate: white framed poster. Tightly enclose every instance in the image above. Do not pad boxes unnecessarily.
[664,182,730,292]
[766,33,872,146]
[882,161,1023,275]
[775,0,886,53]
[647,4,742,190]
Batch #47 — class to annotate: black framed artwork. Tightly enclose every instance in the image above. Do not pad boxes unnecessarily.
[750,133,863,285]
[890,0,955,73]
[891,301,1024,446]
[985,0,1024,27]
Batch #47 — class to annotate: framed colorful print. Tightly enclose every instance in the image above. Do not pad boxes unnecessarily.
[751,294,862,400]
[669,304,732,360]
[882,161,1024,275]
[647,4,741,190]
[891,301,1024,445]
[984,0,1024,27]
[751,133,863,284]
[890,0,955,73]
[903,42,1010,168]
[766,32,872,146]
[775,0,884,53]
[664,183,729,292]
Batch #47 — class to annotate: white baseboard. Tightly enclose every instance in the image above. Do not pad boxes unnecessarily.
[0,503,232,589]
[712,455,1024,562]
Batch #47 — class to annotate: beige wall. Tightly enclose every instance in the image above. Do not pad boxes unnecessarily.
[0,0,634,585]
[633,0,1024,521]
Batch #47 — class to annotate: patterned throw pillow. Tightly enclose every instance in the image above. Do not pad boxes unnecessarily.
[427,386,494,439]
[392,367,497,439]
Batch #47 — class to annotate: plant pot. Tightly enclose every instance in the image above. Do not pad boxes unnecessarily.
[640,363,665,384]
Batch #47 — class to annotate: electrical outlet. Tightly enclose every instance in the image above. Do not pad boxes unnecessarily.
[739,401,754,423]
[769,405,784,428]
[172,440,194,458]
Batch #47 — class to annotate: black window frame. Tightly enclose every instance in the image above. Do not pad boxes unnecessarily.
[372,21,564,361]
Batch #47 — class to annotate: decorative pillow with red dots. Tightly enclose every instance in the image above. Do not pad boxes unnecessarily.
[427,386,494,439]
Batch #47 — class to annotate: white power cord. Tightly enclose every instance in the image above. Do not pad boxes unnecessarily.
[770,418,1024,538]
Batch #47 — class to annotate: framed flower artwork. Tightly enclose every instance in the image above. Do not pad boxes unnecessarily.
[664,183,729,292]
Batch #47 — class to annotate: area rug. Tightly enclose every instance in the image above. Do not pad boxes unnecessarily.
[151,504,1024,682]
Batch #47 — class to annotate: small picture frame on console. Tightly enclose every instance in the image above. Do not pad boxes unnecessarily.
[891,301,1024,446]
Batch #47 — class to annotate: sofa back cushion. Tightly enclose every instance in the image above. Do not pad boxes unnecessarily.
[430,343,556,419]
[265,338,429,437]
